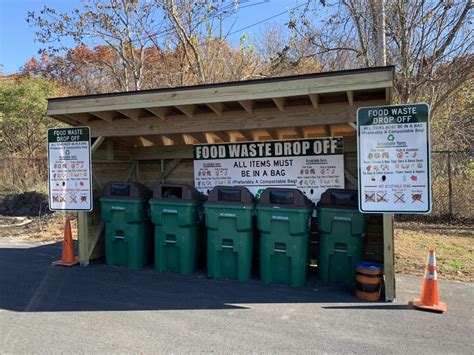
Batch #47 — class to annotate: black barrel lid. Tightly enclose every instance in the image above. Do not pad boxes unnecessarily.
[206,186,255,205]
[317,189,358,209]
[258,187,313,208]
[152,183,207,202]
[102,182,152,200]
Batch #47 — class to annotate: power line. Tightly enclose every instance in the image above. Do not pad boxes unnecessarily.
[227,1,309,36]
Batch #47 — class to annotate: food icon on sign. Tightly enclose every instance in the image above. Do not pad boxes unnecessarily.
[410,175,417,181]
[412,193,423,203]
[366,165,372,172]
[397,151,404,159]
[376,193,387,203]
[382,152,389,159]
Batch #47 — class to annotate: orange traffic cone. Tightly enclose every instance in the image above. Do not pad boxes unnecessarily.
[52,217,79,266]
[412,247,447,313]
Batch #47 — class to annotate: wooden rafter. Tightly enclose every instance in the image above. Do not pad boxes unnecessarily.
[302,126,326,138]
[347,90,354,106]
[90,111,116,123]
[238,100,253,114]
[146,107,168,120]
[330,124,356,136]
[117,108,143,121]
[206,102,223,116]
[272,97,286,111]
[65,113,91,124]
[308,94,319,109]
[175,104,195,118]
[86,102,382,138]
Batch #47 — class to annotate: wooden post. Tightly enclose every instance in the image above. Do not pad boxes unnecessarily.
[78,212,89,266]
[78,136,105,266]
[383,213,396,301]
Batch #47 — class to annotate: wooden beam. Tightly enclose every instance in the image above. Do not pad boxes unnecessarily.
[272,97,286,111]
[139,137,155,147]
[91,137,106,153]
[161,135,175,146]
[344,169,358,186]
[266,129,279,140]
[50,114,77,126]
[78,212,89,266]
[107,138,114,160]
[383,214,396,301]
[308,94,319,109]
[238,100,253,114]
[90,111,117,123]
[159,159,182,182]
[330,124,356,136]
[238,130,253,141]
[251,129,272,141]
[205,132,227,143]
[385,87,391,104]
[206,102,223,116]
[87,101,385,138]
[175,104,195,118]
[146,107,168,120]
[131,145,193,160]
[65,113,91,124]
[117,108,143,121]
[347,90,354,106]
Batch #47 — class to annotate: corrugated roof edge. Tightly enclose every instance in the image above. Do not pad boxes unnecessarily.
[47,66,394,102]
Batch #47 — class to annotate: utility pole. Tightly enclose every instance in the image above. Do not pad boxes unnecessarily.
[376,0,387,66]
[375,0,395,301]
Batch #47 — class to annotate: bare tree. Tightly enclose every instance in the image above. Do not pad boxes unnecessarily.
[288,0,473,116]
[28,0,165,91]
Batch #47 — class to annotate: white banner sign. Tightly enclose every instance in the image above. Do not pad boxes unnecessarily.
[357,103,431,213]
[193,138,344,204]
[48,127,93,211]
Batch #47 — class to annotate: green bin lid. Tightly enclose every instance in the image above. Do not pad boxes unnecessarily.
[258,188,313,208]
[152,183,206,202]
[102,182,152,200]
[317,189,358,209]
[205,186,255,206]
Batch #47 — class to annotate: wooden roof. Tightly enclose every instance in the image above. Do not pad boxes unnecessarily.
[47,66,393,146]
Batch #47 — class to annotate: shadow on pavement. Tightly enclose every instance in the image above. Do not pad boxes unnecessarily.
[1,242,390,313]
[323,305,411,310]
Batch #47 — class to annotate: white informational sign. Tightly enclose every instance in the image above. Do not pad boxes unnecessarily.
[357,103,431,213]
[47,127,93,211]
[193,138,345,204]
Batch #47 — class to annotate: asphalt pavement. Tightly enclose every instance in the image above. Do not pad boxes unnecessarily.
[0,238,473,354]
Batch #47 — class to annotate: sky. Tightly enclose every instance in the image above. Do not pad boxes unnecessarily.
[0,0,306,75]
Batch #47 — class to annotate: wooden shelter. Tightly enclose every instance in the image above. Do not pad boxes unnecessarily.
[47,66,396,300]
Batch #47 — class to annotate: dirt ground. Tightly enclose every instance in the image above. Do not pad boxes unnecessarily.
[395,221,474,283]
[0,211,472,283]
[0,213,77,242]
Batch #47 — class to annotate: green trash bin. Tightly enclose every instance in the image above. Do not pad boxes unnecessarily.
[257,188,313,287]
[100,182,153,268]
[317,189,367,287]
[150,183,206,275]
[205,186,255,281]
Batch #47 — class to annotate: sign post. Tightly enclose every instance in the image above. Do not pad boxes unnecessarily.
[47,127,93,212]
[357,103,431,301]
